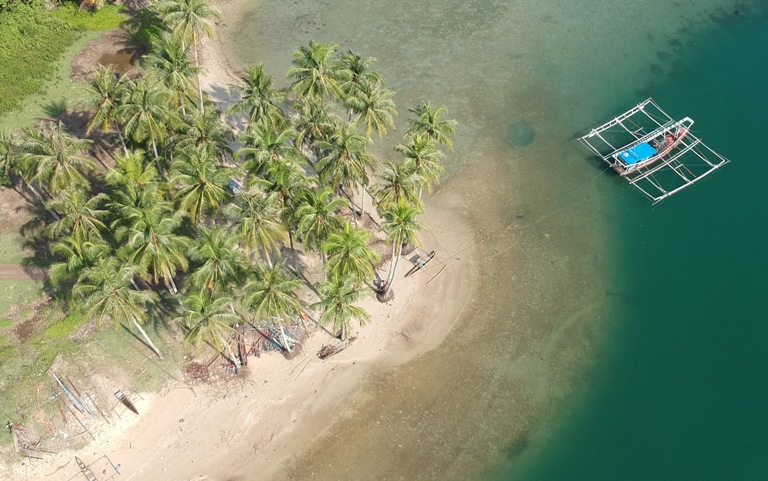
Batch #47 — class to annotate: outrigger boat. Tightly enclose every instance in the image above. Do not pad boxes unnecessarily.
[579,98,730,203]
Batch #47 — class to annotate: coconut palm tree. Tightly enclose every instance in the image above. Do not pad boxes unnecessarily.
[116,78,177,163]
[1,132,58,218]
[242,261,303,351]
[106,150,166,222]
[0,132,18,186]
[49,233,111,288]
[396,133,444,198]
[313,123,376,223]
[21,121,96,195]
[292,96,339,155]
[224,188,287,267]
[337,51,382,100]
[323,222,379,286]
[235,123,303,182]
[143,33,199,116]
[170,144,233,224]
[405,101,457,148]
[114,200,189,294]
[344,82,397,140]
[45,188,109,242]
[227,63,287,128]
[380,200,423,299]
[85,65,130,154]
[263,159,310,256]
[372,160,421,213]
[295,187,348,265]
[174,107,234,164]
[312,274,370,340]
[187,225,246,293]
[287,41,343,101]
[177,289,241,362]
[155,0,221,113]
[106,150,160,194]
[73,256,162,357]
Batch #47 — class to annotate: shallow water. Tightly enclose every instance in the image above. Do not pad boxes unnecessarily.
[213,0,766,479]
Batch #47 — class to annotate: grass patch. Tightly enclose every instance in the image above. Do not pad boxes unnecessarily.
[0,30,99,134]
[0,279,42,317]
[0,4,79,116]
[43,309,88,338]
[52,3,127,31]
[0,231,30,264]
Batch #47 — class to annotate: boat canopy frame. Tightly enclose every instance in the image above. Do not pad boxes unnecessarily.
[579,98,730,203]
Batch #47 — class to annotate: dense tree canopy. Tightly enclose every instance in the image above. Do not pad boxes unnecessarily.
[3,3,456,358]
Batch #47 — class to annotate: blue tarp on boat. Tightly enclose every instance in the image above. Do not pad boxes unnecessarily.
[618,142,657,164]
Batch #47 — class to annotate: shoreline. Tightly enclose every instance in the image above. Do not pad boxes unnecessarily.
[4,207,478,481]
[1,23,481,481]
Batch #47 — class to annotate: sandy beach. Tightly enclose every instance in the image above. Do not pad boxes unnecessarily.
[3,208,477,481]
[0,23,480,481]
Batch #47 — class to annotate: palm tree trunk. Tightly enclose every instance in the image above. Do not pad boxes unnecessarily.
[150,141,167,181]
[222,334,240,366]
[131,315,162,358]
[179,92,187,116]
[384,237,400,294]
[262,246,274,268]
[116,126,128,155]
[25,180,60,220]
[288,230,297,270]
[340,185,360,227]
[193,32,204,115]
[301,310,334,337]
[359,186,366,224]
[279,325,292,352]
[166,275,179,295]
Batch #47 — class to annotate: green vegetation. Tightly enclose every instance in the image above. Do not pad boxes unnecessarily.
[52,3,127,31]
[0,1,128,118]
[0,279,41,315]
[43,309,88,338]
[0,231,28,264]
[0,31,99,133]
[0,4,78,115]
[0,0,457,453]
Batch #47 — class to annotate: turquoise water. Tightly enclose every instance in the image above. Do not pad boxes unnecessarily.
[502,11,768,481]
[215,1,768,479]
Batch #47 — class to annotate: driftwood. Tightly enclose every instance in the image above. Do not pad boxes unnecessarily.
[318,336,357,360]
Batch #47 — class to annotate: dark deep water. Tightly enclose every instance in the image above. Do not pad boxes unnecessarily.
[498,11,768,481]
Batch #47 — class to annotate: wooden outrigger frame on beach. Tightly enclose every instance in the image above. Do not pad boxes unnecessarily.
[579,98,730,203]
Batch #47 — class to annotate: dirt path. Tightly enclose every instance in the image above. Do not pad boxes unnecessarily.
[0,264,46,281]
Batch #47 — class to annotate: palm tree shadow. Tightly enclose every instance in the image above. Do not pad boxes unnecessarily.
[207,83,239,109]
[119,322,157,356]
[145,290,180,335]
[19,213,53,269]
[43,99,70,120]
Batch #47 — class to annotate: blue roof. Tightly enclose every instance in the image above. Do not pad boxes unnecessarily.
[618,142,657,165]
